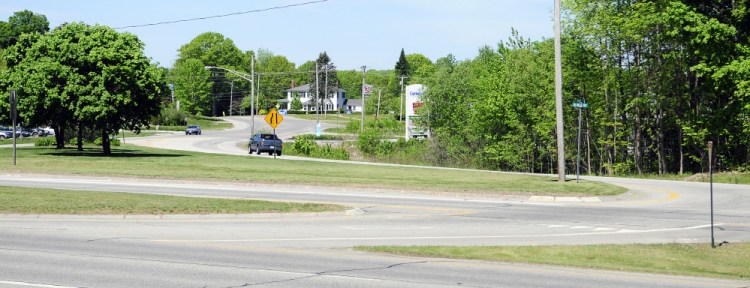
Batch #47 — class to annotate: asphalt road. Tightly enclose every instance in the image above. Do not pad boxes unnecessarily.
[1,115,748,287]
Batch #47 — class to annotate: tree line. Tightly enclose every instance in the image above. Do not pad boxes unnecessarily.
[418,0,749,175]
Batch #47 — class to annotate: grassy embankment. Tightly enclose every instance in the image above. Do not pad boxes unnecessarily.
[0,145,625,196]
[356,243,750,280]
[0,186,343,215]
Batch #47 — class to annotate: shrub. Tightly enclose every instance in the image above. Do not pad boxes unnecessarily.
[35,137,56,146]
[292,135,316,155]
[356,129,382,155]
[291,135,348,160]
[94,137,121,147]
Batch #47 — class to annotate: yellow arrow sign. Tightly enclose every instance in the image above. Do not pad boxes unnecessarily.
[264,108,284,129]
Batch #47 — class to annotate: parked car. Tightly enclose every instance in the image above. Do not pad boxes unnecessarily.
[28,127,49,137]
[248,133,283,156]
[0,129,13,139]
[0,126,18,139]
[185,125,201,135]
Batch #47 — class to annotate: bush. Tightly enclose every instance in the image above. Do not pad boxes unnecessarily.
[356,129,382,155]
[159,108,187,126]
[94,137,121,147]
[291,135,348,160]
[292,135,316,155]
[35,137,56,147]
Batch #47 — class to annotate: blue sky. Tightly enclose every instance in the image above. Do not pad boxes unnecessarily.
[1,0,554,70]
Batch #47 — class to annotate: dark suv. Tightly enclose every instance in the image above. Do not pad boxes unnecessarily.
[248,133,283,156]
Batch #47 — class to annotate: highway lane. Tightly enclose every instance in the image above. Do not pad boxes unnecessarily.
[1,220,747,288]
[1,115,749,287]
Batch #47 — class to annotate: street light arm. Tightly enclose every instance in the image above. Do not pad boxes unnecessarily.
[204,66,253,83]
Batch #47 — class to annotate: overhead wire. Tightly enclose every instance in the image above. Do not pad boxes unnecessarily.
[113,0,328,29]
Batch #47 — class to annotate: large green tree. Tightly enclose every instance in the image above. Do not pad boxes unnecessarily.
[176,32,244,68]
[308,52,339,112]
[171,58,212,116]
[2,22,163,155]
[0,10,49,48]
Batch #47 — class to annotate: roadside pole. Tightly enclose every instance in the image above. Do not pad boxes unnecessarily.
[10,90,17,165]
[361,66,366,133]
[708,141,715,248]
[572,99,588,183]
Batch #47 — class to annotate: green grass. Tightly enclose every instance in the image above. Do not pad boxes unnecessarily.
[355,243,750,280]
[0,138,39,145]
[606,172,750,185]
[0,145,626,196]
[291,134,344,141]
[0,186,344,214]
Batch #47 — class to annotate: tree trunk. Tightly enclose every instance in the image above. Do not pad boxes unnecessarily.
[102,130,111,156]
[54,125,65,149]
[77,122,84,151]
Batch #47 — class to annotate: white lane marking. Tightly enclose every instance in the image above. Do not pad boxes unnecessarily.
[570,226,593,229]
[153,224,715,243]
[342,226,434,230]
[593,228,616,231]
[0,281,80,288]
[546,225,567,228]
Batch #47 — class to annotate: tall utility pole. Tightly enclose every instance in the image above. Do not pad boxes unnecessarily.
[315,62,320,128]
[324,64,328,117]
[361,65,366,133]
[257,73,261,115]
[399,75,407,121]
[554,0,566,182]
[251,54,255,136]
[227,81,234,116]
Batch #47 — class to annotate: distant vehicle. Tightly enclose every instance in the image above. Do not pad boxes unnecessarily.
[0,128,13,139]
[248,133,282,156]
[185,125,201,135]
[28,127,49,137]
[17,127,31,138]
[278,109,287,116]
[43,127,55,136]
[0,126,18,139]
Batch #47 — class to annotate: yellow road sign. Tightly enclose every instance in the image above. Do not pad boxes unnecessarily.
[264,108,283,129]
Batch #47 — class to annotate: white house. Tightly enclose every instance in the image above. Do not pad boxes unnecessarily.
[282,84,347,112]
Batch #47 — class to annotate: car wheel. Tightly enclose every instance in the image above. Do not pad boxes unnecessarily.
[257,149,261,155]
[268,152,273,156]
[248,147,253,154]
[276,151,282,156]
[32,132,38,137]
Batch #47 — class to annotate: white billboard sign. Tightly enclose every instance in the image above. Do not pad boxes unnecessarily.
[405,84,429,139]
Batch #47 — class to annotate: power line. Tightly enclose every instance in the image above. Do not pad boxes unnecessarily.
[113,0,328,30]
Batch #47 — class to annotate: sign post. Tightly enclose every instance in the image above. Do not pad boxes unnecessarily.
[10,90,17,165]
[708,141,715,248]
[572,99,588,183]
[264,108,284,159]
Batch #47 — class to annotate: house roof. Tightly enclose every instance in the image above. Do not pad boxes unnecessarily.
[287,83,346,93]
[345,99,362,106]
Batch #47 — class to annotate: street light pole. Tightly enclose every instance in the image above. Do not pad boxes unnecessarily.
[361,65,366,133]
[554,0,566,182]
[251,54,255,135]
[204,65,254,134]
[224,81,234,116]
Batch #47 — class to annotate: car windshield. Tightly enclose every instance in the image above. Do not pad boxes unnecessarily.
[260,134,277,140]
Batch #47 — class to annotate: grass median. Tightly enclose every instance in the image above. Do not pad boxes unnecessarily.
[0,186,344,215]
[0,145,626,196]
[355,243,750,280]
